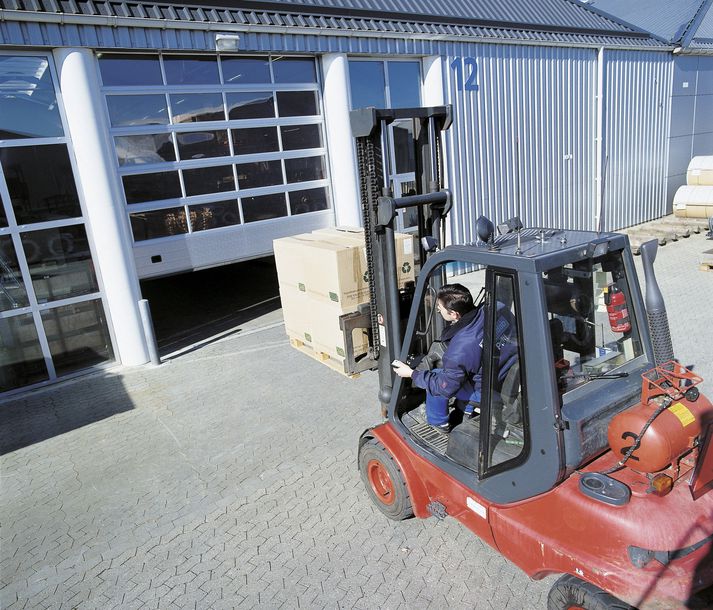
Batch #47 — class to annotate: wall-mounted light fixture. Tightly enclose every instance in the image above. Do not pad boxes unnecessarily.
[215,33,241,52]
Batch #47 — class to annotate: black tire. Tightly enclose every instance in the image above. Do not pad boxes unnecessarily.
[358,438,414,521]
[548,575,633,610]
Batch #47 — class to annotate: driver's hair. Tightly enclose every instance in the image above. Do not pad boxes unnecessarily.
[437,283,474,316]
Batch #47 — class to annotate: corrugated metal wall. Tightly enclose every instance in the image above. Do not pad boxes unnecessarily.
[602,50,672,230]
[443,43,598,244]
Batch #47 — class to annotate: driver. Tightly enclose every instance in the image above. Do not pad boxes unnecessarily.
[392,283,483,432]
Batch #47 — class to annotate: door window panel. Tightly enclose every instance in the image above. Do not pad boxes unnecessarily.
[189,201,241,231]
[21,224,99,304]
[236,160,283,189]
[289,187,329,215]
[285,156,325,183]
[98,54,162,86]
[106,94,169,127]
[176,130,229,160]
[1,144,82,224]
[114,134,176,166]
[169,93,225,123]
[0,235,29,310]
[182,165,235,197]
[164,56,220,85]
[272,57,317,84]
[232,127,279,155]
[0,313,48,391]
[226,92,275,120]
[130,208,188,241]
[387,61,422,109]
[0,56,64,139]
[241,193,287,223]
[280,124,322,151]
[276,91,317,117]
[221,57,271,84]
[122,171,182,204]
[349,61,386,109]
[485,274,526,470]
[41,299,114,376]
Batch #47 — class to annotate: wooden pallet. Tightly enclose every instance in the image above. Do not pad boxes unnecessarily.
[288,335,360,379]
[700,249,713,272]
[700,262,713,272]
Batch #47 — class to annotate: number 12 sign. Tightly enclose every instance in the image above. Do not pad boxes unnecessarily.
[450,57,479,91]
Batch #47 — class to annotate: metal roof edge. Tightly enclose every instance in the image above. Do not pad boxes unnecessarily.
[681,0,713,47]
[0,7,672,51]
[561,0,669,43]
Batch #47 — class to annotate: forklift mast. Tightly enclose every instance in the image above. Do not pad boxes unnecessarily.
[349,106,453,411]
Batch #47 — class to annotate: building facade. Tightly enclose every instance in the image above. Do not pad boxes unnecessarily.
[0,0,704,394]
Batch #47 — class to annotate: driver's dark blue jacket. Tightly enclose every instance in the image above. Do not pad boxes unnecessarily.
[411,303,517,403]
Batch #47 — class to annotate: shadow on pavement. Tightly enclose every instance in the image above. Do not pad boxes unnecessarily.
[140,256,281,356]
[0,372,134,455]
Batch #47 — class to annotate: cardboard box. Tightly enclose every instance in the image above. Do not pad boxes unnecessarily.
[274,233,369,309]
[279,283,313,344]
[313,226,415,289]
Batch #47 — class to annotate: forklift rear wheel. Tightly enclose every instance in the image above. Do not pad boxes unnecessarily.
[548,575,632,610]
[359,439,413,521]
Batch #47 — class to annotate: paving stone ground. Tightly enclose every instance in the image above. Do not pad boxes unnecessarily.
[1,232,711,610]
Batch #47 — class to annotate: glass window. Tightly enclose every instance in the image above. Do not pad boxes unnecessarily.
[106,94,169,127]
[176,130,229,160]
[0,56,64,139]
[236,160,283,189]
[163,56,220,85]
[276,91,317,117]
[169,93,225,123]
[1,144,82,224]
[114,134,176,166]
[285,156,325,183]
[0,235,30,310]
[221,57,271,84]
[21,224,99,304]
[241,193,287,223]
[41,299,114,376]
[280,124,322,151]
[189,201,241,231]
[232,127,279,155]
[289,187,329,215]
[98,54,163,86]
[392,120,416,174]
[349,61,386,109]
[0,194,7,228]
[272,57,317,84]
[0,313,48,391]
[387,61,421,109]
[182,166,235,197]
[226,92,275,120]
[122,171,182,204]
[544,250,644,396]
[485,274,525,470]
[130,207,188,241]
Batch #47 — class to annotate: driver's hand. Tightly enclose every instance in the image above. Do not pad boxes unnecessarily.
[392,360,414,378]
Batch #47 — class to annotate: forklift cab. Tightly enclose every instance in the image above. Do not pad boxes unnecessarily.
[391,227,653,504]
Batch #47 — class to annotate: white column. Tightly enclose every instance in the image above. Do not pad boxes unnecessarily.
[422,55,445,107]
[321,53,362,227]
[53,48,149,366]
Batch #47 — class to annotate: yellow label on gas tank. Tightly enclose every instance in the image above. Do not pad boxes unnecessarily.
[668,402,695,427]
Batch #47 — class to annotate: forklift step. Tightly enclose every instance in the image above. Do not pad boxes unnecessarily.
[287,334,361,379]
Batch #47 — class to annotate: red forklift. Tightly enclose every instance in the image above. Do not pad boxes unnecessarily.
[345,106,713,609]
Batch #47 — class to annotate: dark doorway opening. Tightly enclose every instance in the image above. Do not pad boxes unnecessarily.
[140,256,281,355]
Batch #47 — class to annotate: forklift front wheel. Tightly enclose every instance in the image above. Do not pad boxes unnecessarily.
[548,574,632,610]
[359,439,414,521]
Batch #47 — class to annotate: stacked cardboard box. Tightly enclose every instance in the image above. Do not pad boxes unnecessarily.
[274,227,415,374]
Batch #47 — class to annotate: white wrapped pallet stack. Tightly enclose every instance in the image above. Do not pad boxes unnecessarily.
[673,156,713,219]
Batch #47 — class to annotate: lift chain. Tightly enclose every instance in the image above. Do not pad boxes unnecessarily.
[356,135,382,360]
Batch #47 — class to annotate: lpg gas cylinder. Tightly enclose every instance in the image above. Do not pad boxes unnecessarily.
[608,395,713,473]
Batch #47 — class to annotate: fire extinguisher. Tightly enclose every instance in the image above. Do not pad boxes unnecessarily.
[605,284,631,333]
